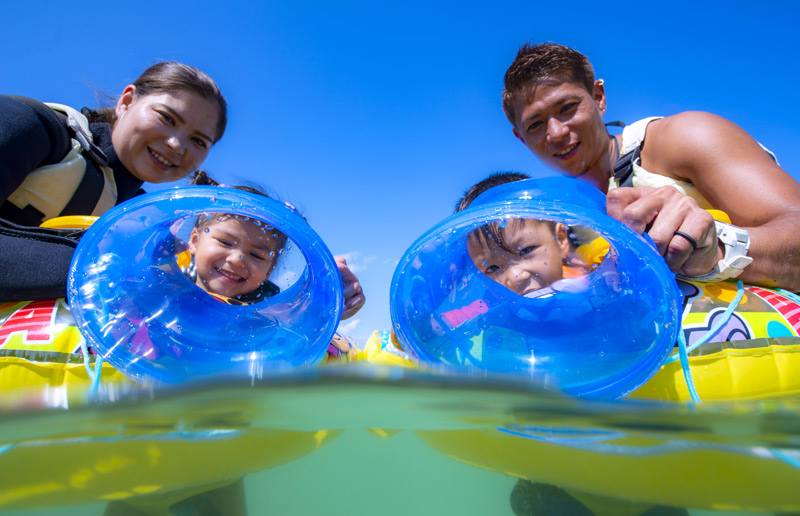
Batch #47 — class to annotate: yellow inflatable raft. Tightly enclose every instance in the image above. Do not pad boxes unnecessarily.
[412,280,800,513]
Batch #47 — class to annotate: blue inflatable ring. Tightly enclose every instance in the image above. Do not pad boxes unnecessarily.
[390,177,681,400]
[68,186,343,384]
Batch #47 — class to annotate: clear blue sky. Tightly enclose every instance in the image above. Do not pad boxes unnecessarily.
[3,1,798,345]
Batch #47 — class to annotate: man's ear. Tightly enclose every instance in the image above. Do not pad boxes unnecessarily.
[593,79,606,114]
[513,127,525,144]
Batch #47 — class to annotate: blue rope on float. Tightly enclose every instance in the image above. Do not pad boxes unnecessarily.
[772,449,800,470]
[668,280,745,404]
[78,336,104,401]
[666,280,745,364]
[676,326,702,404]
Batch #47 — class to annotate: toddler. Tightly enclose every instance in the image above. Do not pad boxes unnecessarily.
[185,171,286,304]
[457,172,590,298]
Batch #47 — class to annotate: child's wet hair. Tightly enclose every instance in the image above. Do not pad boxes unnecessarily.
[455,171,531,213]
[471,218,558,254]
[190,170,289,250]
[457,172,558,253]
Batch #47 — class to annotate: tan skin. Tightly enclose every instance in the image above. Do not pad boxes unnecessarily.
[336,256,366,319]
[511,79,800,290]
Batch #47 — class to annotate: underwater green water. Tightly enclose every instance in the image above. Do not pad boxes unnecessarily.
[1,366,799,515]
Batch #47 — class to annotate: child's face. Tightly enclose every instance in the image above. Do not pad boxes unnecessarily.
[188,217,280,299]
[467,219,570,296]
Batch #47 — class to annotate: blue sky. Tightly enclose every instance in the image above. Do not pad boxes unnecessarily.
[3,1,798,345]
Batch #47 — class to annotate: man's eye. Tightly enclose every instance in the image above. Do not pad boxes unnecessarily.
[561,102,577,113]
[527,121,542,132]
[485,265,499,274]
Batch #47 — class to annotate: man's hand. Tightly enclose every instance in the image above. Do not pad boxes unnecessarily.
[606,186,721,277]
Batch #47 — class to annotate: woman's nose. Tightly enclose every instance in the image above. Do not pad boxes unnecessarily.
[165,134,185,155]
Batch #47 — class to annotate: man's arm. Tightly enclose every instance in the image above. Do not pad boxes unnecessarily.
[606,111,800,290]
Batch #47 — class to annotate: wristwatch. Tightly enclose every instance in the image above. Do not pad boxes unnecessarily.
[679,221,753,282]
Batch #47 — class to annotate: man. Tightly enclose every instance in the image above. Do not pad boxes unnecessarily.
[503,43,800,290]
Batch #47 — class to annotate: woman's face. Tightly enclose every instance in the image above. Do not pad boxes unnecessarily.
[112,86,219,183]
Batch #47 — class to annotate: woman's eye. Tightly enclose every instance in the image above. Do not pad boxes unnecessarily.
[159,112,175,125]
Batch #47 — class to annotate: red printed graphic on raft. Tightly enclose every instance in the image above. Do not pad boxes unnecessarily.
[746,286,800,333]
[0,300,59,348]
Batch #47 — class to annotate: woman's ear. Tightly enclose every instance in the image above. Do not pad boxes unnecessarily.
[555,223,571,259]
[115,85,137,120]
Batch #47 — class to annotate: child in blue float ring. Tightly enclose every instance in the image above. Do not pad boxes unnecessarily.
[184,171,285,305]
[184,171,358,359]
[456,172,592,299]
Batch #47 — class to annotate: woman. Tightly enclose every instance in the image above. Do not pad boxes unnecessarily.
[0,61,227,301]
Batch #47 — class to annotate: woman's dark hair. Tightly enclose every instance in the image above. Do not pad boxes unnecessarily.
[87,62,227,142]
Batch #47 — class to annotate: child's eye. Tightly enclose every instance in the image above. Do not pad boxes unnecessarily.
[485,265,499,274]
[192,136,208,149]
[519,246,536,256]
[250,252,266,261]
[216,239,233,247]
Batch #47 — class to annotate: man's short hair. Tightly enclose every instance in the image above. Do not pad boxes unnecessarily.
[502,43,595,127]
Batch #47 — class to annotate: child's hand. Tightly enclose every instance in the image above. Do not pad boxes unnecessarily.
[336,256,366,319]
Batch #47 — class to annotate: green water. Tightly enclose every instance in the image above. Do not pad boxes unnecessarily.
[1,366,799,515]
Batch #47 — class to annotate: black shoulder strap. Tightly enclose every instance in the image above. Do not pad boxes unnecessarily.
[612,146,640,188]
[57,111,109,217]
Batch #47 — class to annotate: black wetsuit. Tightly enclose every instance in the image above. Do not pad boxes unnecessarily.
[0,95,144,301]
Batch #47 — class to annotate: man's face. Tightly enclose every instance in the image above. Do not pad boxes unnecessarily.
[511,79,608,179]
